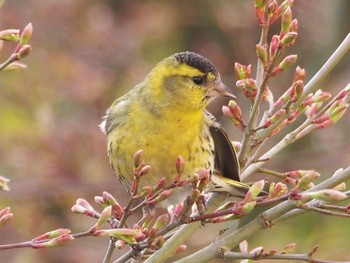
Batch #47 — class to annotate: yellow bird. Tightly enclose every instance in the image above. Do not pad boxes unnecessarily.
[100,51,248,206]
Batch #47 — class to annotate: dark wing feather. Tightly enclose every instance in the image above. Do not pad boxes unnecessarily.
[209,125,240,182]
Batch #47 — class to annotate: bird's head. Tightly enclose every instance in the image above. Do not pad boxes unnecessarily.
[146,51,235,111]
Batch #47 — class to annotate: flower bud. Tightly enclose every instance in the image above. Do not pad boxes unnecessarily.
[18,44,32,59]
[140,186,153,198]
[0,212,13,227]
[175,155,185,174]
[137,164,151,177]
[0,29,20,41]
[262,109,286,128]
[290,80,303,102]
[333,182,346,191]
[244,180,265,202]
[293,66,306,82]
[296,170,320,190]
[241,201,257,215]
[147,189,173,205]
[89,205,112,232]
[271,55,297,76]
[267,0,280,25]
[152,214,169,231]
[32,234,74,249]
[133,150,144,168]
[234,63,251,80]
[280,7,292,36]
[309,189,348,202]
[255,0,267,25]
[20,23,33,46]
[174,244,187,255]
[98,228,140,244]
[280,31,297,47]
[76,198,94,211]
[142,213,155,229]
[313,101,348,128]
[256,44,268,68]
[33,229,71,241]
[269,35,279,57]
[269,182,288,198]
[282,243,296,253]
[102,191,118,205]
[289,18,298,32]
[153,177,167,193]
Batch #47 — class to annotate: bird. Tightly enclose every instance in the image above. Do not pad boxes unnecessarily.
[100,51,249,207]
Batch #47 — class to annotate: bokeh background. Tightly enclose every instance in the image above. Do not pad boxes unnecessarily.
[0,1,349,262]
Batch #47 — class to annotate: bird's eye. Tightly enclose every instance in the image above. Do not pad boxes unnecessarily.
[192,76,205,85]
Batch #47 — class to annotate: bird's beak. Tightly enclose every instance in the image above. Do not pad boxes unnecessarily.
[207,81,236,99]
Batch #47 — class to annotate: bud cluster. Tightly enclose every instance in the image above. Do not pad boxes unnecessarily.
[0,23,33,71]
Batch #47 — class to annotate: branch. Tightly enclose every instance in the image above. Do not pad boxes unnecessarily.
[143,193,227,263]
[241,33,350,180]
[222,250,348,263]
[175,166,350,263]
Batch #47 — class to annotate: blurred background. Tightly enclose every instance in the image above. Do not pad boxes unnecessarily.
[0,0,349,262]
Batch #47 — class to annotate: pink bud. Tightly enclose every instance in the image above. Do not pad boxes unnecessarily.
[309,189,348,202]
[290,80,303,102]
[133,150,144,168]
[282,243,296,253]
[20,23,33,46]
[289,19,298,32]
[152,214,170,230]
[153,177,167,193]
[256,44,268,68]
[89,206,112,232]
[137,164,151,177]
[280,32,297,47]
[293,66,306,82]
[235,63,251,80]
[280,7,292,36]
[271,55,297,76]
[244,180,265,202]
[296,170,320,190]
[140,186,153,198]
[255,0,267,25]
[33,229,71,241]
[174,244,187,255]
[270,35,279,58]
[0,29,20,41]
[269,182,288,198]
[267,0,280,25]
[76,198,94,211]
[94,196,105,207]
[147,189,173,205]
[175,155,185,174]
[18,44,32,59]
[241,201,257,215]
[0,213,13,227]
[32,234,74,249]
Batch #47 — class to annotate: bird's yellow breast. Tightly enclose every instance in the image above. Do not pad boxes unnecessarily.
[107,103,214,192]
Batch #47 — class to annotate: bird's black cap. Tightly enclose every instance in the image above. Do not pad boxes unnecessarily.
[174,51,218,75]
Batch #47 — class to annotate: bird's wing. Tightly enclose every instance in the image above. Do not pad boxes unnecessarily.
[209,123,240,182]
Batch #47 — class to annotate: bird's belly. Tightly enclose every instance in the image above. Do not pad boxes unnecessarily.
[107,121,214,204]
